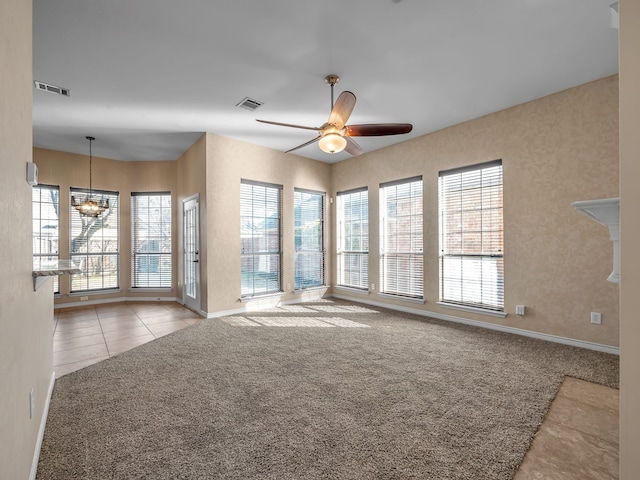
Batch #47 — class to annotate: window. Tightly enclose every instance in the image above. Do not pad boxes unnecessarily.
[380,177,423,298]
[336,188,369,290]
[240,180,282,298]
[131,192,172,288]
[294,189,325,290]
[33,185,60,293]
[70,188,119,292]
[439,160,503,311]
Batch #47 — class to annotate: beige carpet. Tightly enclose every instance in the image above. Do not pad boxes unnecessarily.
[37,299,619,479]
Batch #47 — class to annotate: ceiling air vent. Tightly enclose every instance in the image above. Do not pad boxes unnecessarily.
[34,81,71,97]
[236,97,263,111]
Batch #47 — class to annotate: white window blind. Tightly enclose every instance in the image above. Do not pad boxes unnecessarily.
[33,185,60,293]
[439,160,504,311]
[336,188,369,290]
[240,180,282,298]
[131,192,172,288]
[294,189,325,290]
[70,188,119,292]
[380,177,423,298]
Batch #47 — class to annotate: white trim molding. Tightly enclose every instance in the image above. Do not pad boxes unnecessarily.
[30,372,55,480]
[333,285,370,295]
[436,301,508,318]
[331,293,619,355]
[55,296,180,309]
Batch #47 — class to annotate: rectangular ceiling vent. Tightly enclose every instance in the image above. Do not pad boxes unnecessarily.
[34,81,71,97]
[236,97,263,111]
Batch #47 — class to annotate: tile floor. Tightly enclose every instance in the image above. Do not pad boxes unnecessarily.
[53,301,204,378]
[53,302,619,478]
[515,376,619,479]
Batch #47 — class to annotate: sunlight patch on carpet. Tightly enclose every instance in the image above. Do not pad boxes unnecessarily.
[249,317,335,327]
[219,317,262,326]
[281,305,319,312]
[305,305,351,313]
[320,317,370,328]
[220,316,370,328]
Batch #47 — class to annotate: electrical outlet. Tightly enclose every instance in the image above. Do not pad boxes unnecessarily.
[516,305,525,316]
[29,389,34,419]
[80,296,89,301]
[287,283,291,291]
[591,312,602,325]
[371,283,375,291]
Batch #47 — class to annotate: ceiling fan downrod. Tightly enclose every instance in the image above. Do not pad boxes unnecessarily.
[324,74,340,110]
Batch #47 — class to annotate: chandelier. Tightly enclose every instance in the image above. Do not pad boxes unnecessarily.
[71,136,109,217]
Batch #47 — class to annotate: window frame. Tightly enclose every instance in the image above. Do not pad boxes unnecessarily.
[438,160,504,312]
[294,188,326,291]
[69,187,120,293]
[240,179,283,299]
[131,192,172,289]
[32,184,60,294]
[336,187,369,291]
[379,176,424,299]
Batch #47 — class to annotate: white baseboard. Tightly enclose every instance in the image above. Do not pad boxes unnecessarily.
[30,371,55,480]
[54,296,180,309]
[330,293,620,355]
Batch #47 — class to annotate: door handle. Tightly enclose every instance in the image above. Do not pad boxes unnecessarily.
[193,259,199,263]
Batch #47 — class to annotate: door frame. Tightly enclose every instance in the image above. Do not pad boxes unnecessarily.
[182,194,201,313]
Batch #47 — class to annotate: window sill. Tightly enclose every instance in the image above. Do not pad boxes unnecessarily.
[379,292,425,304]
[437,302,507,318]
[293,285,328,294]
[240,292,284,303]
[68,289,122,297]
[333,285,370,295]
[128,287,172,293]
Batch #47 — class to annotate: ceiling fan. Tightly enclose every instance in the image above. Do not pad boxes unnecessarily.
[256,75,413,156]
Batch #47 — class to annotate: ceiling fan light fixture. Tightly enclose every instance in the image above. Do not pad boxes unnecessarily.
[318,133,347,154]
[256,74,412,157]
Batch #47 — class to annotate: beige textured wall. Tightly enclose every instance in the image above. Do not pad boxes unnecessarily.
[619,0,640,476]
[0,0,55,478]
[332,76,619,347]
[204,133,332,314]
[176,134,208,311]
[33,132,333,316]
[34,148,179,305]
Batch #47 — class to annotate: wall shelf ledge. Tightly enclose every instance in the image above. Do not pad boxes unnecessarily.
[572,197,619,283]
[32,260,82,291]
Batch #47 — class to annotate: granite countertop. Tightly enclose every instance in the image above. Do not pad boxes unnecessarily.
[33,259,82,277]
[33,259,82,291]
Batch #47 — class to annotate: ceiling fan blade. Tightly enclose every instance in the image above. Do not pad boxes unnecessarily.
[256,119,319,131]
[345,123,413,136]
[285,136,322,154]
[328,91,356,129]
[344,137,364,157]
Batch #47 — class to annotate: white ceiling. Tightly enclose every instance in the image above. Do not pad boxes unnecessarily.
[32,0,619,164]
